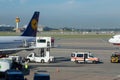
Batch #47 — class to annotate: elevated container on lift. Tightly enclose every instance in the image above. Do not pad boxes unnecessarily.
[36,37,54,48]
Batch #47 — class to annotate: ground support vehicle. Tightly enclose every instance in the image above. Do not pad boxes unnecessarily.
[0,55,25,78]
[111,53,120,63]
[8,55,23,63]
[71,52,100,64]
[36,37,54,48]
[26,48,54,63]
[29,36,55,48]
[33,70,50,80]
[5,69,25,80]
[0,59,12,77]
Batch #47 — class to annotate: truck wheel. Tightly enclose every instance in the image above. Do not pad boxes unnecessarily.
[93,61,97,64]
[41,59,45,63]
[27,59,30,63]
[75,60,78,64]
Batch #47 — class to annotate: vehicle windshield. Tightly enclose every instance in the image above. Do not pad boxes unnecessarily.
[89,53,94,57]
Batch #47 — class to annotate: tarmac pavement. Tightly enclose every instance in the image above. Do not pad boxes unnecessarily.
[15,38,120,80]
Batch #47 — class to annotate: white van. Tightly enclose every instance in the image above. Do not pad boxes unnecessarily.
[71,52,100,64]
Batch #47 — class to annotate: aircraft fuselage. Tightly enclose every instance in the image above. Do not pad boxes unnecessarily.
[0,36,35,49]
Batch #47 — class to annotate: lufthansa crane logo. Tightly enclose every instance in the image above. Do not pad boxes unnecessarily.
[31,19,37,30]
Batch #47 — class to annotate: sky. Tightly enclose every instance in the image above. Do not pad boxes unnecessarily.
[0,0,120,29]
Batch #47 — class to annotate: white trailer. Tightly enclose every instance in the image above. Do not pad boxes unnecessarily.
[36,37,54,48]
[26,48,54,63]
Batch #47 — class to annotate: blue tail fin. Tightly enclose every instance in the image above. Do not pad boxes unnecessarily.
[21,11,40,37]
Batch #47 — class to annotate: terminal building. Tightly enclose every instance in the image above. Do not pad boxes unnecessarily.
[0,25,14,31]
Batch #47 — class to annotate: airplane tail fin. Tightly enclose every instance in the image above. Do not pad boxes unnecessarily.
[21,11,40,37]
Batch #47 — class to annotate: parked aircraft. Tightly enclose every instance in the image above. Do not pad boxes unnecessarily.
[108,35,120,45]
[0,11,40,53]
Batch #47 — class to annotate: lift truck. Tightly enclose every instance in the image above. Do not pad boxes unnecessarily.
[26,36,55,63]
[111,52,120,63]
[26,48,54,63]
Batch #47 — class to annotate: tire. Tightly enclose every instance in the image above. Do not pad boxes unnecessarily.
[41,59,45,63]
[75,60,78,64]
[27,59,30,62]
[93,61,97,64]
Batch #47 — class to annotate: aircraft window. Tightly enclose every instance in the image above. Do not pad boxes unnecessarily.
[37,39,46,43]
[77,54,83,57]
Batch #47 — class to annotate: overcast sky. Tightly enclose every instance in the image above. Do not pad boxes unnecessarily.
[0,0,120,29]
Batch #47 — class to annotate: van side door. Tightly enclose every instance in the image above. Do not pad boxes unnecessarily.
[84,54,88,62]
